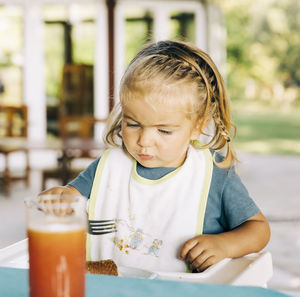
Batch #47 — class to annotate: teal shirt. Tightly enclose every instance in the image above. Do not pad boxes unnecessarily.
[69,151,260,234]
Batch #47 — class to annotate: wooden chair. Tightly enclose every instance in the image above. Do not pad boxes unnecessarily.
[0,105,28,138]
[41,115,105,190]
[59,64,94,117]
[0,105,30,195]
[59,115,95,139]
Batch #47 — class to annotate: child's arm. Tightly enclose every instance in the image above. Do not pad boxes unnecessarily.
[39,185,82,197]
[179,212,270,272]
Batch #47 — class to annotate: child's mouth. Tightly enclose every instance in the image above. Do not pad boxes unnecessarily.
[138,154,153,161]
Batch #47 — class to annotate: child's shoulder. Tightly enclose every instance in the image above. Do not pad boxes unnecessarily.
[210,149,223,162]
[208,150,243,197]
[209,149,236,176]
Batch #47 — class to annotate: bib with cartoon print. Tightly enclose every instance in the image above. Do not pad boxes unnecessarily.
[87,146,212,272]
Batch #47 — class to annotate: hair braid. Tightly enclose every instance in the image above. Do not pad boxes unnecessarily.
[175,42,237,168]
[206,76,237,168]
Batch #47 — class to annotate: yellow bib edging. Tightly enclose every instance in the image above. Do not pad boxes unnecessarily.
[186,148,213,273]
[196,148,213,235]
[86,148,112,261]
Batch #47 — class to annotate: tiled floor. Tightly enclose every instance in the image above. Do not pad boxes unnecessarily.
[0,150,300,296]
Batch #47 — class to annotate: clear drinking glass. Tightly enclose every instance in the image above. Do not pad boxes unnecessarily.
[25,194,87,297]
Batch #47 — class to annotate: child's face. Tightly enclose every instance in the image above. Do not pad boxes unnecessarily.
[121,97,201,168]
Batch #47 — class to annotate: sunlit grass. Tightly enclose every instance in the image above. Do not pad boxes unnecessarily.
[232,104,300,155]
[235,139,300,155]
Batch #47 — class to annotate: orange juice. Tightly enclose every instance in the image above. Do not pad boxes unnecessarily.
[28,226,86,297]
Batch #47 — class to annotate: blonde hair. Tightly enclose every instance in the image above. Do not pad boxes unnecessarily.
[104,40,237,168]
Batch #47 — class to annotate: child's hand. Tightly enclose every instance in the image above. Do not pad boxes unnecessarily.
[37,186,83,215]
[39,185,82,197]
[179,234,227,272]
[179,213,270,272]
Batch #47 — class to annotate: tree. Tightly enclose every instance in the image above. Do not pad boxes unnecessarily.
[220,0,300,107]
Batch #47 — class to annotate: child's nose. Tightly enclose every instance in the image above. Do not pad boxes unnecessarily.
[137,128,154,147]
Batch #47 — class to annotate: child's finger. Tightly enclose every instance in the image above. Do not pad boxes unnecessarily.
[196,256,216,272]
[179,238,198,260]
[190,250,210,270]
[185,243,205,264]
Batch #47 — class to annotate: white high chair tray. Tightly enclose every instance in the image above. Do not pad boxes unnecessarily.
[0,239,272,287]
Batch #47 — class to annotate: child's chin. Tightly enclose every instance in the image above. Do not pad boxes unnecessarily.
[139,160,157,168]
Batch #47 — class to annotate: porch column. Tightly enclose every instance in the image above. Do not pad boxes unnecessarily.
[153,4,169,41]
[94,0,109,140]
[94,1,109,119]
[23,2,46,140]
[195,2,208,52]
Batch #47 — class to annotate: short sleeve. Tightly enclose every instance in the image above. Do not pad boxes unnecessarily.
[221,168,260,230]
[203,151,261,234]
[68,157,100,198]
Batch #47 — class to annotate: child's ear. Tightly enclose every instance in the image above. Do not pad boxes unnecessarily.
[191,117,211,140]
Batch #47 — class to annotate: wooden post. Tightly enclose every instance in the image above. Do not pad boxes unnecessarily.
[106,0,116,112]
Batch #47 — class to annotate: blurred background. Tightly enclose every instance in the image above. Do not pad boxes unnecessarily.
[0,0,299,296]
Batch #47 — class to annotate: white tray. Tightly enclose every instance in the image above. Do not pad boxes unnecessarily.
[0,239,273,287]
[155,252,273,287]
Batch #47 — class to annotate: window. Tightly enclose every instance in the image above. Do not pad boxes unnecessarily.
[170,12,195,43]
[125,8,153,66]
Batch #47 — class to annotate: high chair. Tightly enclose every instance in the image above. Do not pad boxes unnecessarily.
[0,239,273,287]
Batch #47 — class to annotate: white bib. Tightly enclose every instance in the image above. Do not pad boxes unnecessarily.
[87,146,212,272]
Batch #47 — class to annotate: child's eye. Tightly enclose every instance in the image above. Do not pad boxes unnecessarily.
[158,129,172,135]
[126,122,140,128]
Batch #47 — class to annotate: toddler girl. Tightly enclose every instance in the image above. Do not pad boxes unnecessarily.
[41,40,270,273]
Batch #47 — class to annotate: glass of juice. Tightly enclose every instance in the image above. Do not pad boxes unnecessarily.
[25,194,87,297]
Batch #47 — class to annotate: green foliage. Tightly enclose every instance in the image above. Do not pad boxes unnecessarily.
[224,3,254,101]
[253,0,300,88]
[222,0,300,106]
